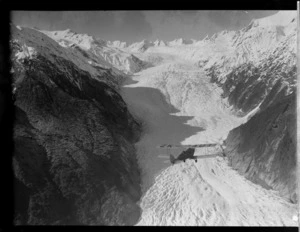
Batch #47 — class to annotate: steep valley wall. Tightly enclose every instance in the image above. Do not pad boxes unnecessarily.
[224,93,297,203]
[11,26,142,225]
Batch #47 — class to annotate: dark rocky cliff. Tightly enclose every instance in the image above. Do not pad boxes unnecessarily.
[11,26,142,225]
[216,57,298,203]
[224,93,297,203]
[211,56,298,203]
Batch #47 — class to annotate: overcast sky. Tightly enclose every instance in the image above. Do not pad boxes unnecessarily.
[11,11,279,44]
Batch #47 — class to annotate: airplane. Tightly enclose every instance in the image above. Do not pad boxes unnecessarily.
[169,147,198,164]
[159,143,226,165]
[159,143,218,148]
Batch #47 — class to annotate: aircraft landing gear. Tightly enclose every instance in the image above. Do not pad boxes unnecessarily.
[183,160,186,162]
[195,159,197,163]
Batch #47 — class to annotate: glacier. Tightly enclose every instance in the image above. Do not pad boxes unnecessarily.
[12,10,298,226]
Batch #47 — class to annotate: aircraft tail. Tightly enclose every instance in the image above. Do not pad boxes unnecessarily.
[170,154,176,164]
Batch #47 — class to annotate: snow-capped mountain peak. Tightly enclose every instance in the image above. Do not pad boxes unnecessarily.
[168,38,194,46]
[107,40,127,49]
[41,28,95,50]
[9,9,297,226]
[127,39,154,52]
[41,28,150,74]
[153,39,166,47]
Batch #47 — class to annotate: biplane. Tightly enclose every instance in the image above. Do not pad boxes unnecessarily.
[158,143,225,164]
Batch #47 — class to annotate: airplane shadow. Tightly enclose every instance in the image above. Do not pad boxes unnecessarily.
[121,75,206,196]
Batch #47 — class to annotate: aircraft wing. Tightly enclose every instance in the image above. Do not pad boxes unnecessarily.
[194,154,220,159]
[158,144,218,148]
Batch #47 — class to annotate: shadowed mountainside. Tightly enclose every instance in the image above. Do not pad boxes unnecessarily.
[200,12,297,203]
[11,25,142,225]
[224,92,297,203]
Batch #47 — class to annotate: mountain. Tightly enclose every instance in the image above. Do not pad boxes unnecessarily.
[10,25,142,225]
[41,29,150,75]
[9,9,297,226]
[168,38,194,46]
[126,38,194,53]
[197,11,297,203]
[153,39,166,47]
[117,11,298,225]
[107,40,127,49]
[129,10,297,204]
[129,11,296,117]
[224,92,297,203]
[198,11,296,116]
[127,39,155,53]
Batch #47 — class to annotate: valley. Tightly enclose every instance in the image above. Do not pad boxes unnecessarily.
[10,10,298,226]
[121,57,297,226]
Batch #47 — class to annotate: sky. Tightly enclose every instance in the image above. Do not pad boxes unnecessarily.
[11,11,279,44]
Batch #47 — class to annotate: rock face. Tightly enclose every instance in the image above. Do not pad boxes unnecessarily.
[202,11,296,116]
[11,25,142,225]
[41,29,151,75]
[224,93,297,203]
[201,11,297,203]
[127,40,155,53]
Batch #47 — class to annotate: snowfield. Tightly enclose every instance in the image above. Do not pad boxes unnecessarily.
[15,44,37,61]
[121,53,297,226]
[41,29,150,75]
[10,10,297,225]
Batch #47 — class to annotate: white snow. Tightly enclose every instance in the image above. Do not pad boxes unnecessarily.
[41,29,95,50]
[12,10,297,226]
[41,29,148,74]
[253,11,296,28]
[168,38,194,46]
[121,49,297,226]
[39,10,296,80]
[15,44,37,61]
[107,40,127,48]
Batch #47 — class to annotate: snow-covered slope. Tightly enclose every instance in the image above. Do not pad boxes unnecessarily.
[252,10,296,27]
[225,93,297,203]
[10,10,297,226]
[206,11,295,115]
[168,38,194,46]
[153,39,166,47]
[11,25,126,89]
[41,29,150,74]
[119,10,297,226]
[131,11,296,116]
[121,55,297,226]
[126,38,196,53]
[191,11,297,204]
[107,40,127,49]
[203,11,296,115]
[127,39,155,53]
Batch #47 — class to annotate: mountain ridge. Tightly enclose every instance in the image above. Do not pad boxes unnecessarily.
[10,10,298,225]
[11,24,143,225]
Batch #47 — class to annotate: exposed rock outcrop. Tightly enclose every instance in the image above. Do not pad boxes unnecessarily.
[224,93,297,203]
[11,25,142,225]
[203,11,296,116]
[201,11,297,203]
[41,29,151,75]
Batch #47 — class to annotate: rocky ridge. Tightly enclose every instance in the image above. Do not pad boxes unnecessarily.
[11,25,142,225]
[197,11,297,203]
